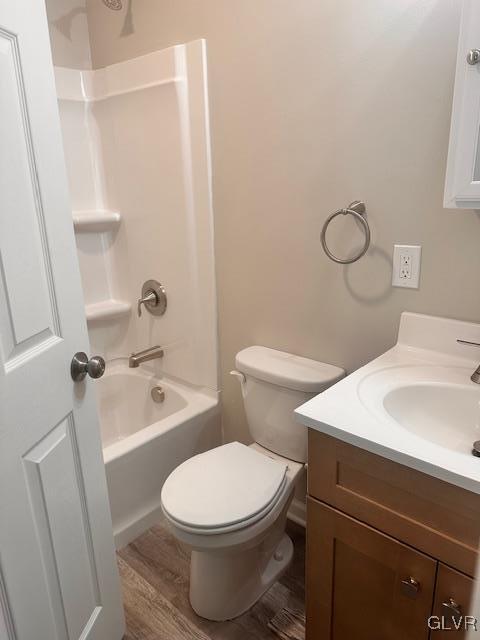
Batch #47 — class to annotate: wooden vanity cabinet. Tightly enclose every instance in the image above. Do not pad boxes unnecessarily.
[307,430,479,640]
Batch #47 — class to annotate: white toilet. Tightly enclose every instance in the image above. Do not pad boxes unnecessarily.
[161,346,344,621]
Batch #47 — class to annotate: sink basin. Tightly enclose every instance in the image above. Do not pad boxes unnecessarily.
[295,312,480,493]
[357,365,480,456]
[383,383,480,454]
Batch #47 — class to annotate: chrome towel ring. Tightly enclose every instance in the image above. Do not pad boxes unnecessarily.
[320,200,370,264]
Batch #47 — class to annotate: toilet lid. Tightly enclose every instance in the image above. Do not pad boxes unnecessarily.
[161,442,287,531]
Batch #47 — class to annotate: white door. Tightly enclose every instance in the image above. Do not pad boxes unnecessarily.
[0,2,125,639]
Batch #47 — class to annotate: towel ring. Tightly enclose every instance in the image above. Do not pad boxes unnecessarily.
[320,200,370,264]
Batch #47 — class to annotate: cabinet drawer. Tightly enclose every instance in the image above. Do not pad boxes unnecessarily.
[307,498,436,640]
[308,430,480,576]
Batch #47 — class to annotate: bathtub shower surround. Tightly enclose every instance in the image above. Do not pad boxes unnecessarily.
[55,40,220,546]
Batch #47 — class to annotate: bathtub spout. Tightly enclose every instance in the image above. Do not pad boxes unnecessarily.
[129,345,164,368]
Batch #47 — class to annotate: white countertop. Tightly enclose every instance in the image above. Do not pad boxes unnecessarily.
[295,312,480,494]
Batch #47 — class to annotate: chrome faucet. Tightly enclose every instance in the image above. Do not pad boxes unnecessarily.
[129,345,164,368]
[137,289,158,317]
[137,280,167,317]
[457,339,480,383]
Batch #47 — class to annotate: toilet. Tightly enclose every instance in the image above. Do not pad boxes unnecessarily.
[161,346,344,621]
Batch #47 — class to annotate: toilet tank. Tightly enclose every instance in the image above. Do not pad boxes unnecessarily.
[234,347,345,463]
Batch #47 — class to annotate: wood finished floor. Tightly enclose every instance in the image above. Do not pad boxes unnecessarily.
[119,521,305,640]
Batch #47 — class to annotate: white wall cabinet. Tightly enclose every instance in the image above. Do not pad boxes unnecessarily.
[445,0,480,208]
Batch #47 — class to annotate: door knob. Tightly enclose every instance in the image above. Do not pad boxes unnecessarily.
[71,352,106,381]
[467,49,480,65]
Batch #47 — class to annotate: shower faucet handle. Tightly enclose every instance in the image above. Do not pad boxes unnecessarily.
[137,280,168,318]
[137,290,157,317]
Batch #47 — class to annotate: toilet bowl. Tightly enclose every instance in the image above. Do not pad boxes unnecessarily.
[162,442,304,620]
[161,346,344,621]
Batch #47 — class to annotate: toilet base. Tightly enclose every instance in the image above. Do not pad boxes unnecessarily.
[189,533,294,621]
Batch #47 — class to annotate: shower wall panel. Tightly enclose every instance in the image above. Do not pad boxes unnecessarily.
[55,41,218,392]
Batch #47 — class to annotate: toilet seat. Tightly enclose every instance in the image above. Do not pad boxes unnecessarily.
[161,442,288,535]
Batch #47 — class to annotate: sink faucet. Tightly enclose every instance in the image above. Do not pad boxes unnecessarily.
[456,339,480,383]
[129,345,164,368]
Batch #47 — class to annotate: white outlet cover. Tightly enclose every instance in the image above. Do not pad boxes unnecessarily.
[392,244,422,289]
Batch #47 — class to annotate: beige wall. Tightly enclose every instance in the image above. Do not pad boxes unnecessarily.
[86,0,480,444]
[46,0,92,68]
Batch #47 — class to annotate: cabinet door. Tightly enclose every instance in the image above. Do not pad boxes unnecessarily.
[307,498,437,640]
[445,0,480,208]
[430,564,475,638]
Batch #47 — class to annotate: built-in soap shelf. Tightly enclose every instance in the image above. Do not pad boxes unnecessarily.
[85,299,132,323]
[73,210,121,233]
[73,211,129,323]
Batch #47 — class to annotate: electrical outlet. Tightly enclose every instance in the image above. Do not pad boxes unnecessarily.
[392,245,421,289]
[399,253,411,280]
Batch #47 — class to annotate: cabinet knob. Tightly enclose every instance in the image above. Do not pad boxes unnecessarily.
[467,49,480,65]
[401,577,420,599]
[442,598,462,619]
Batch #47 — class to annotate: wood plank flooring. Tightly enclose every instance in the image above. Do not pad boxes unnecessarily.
[119,521,305,640]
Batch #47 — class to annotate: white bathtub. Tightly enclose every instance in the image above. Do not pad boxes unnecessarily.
[97,364,221,548]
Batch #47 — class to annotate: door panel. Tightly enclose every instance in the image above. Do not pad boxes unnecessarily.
[23,416,101,640]
[0,2,124,639]
[307,498,436,640]
[0,26,60,363]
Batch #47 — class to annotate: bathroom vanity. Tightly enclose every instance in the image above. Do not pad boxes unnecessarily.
[307,431,478,639]
[295,313,480,639]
